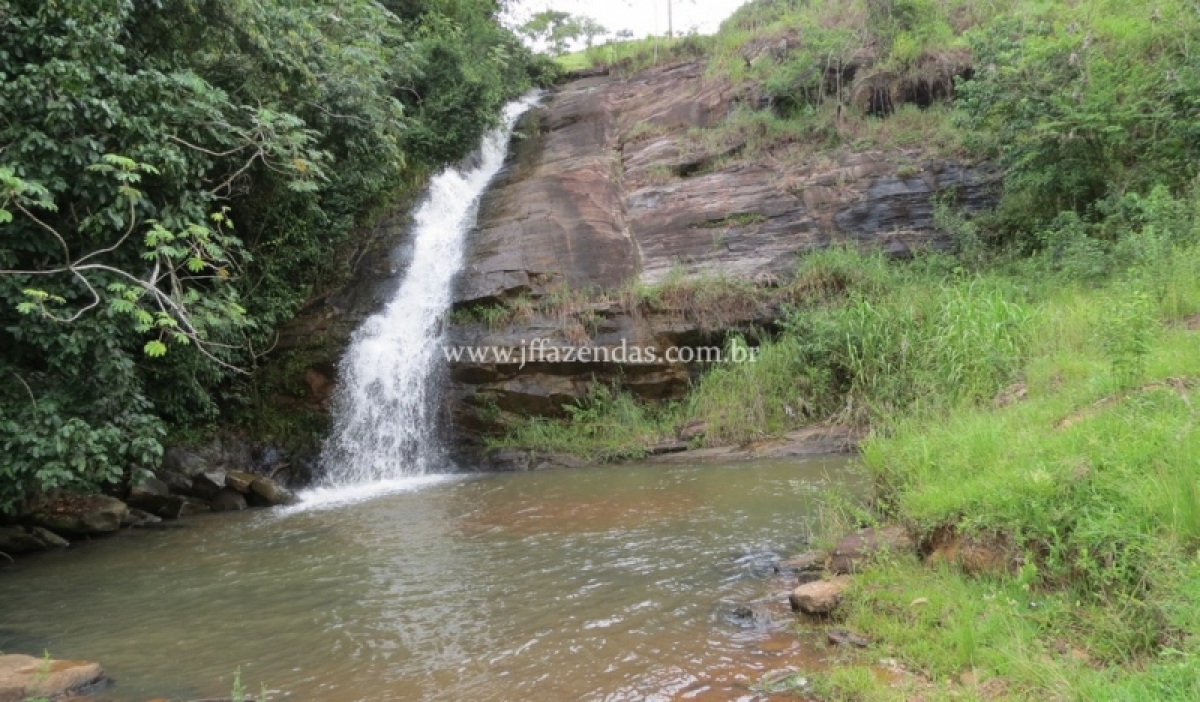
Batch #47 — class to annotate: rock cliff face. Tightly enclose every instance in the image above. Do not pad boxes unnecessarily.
[446,61,997,445]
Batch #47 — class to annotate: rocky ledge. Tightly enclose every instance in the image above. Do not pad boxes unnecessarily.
[442,60,997,446]
[0,444,297,559]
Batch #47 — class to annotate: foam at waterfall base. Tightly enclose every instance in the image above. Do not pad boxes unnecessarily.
[282,474,464,514]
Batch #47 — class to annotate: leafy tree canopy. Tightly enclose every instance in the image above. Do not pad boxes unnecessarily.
[0,0,546,512]
[519,10,608,56]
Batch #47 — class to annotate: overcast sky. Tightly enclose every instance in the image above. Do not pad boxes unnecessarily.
[504,0,752,40]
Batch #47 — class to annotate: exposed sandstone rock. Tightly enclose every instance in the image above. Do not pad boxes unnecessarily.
[789,576,852,614]
[446,62,997,443]
[249,476,297,507]
[459,61,994,307]
[677,420,707,442]
[0,654,104,702]
[225,471,257,494]
[647,425,861,465]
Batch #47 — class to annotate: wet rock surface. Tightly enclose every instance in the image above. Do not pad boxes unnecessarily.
[248,476,297,507]
[30,495,128,537]
[3,436,308,561]
[127,476,171,513]
[210,488,249,512]
[789,576,852,614]
[0,526,67,555]
[154,495,211,520]
[0,654,105,702]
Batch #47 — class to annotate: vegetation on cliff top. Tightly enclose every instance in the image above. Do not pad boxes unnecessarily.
[506,0,1200,452]
[0,0,551,513]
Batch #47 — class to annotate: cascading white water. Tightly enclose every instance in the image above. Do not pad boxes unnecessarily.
[317,95,538,492]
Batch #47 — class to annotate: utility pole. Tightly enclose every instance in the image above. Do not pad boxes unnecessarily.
[667,0,673,38]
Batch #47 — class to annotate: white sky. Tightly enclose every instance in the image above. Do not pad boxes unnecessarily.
[504,0,752,41]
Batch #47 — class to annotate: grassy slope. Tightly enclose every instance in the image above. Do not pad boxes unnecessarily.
[520,0,1200,697]
[811,245,1200,701]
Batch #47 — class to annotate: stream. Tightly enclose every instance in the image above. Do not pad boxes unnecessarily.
[0,456,861,701]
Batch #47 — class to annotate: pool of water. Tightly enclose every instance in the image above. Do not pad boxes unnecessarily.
[0,457,862,701]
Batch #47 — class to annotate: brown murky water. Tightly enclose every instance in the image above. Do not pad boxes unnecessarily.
[0,457,861,701]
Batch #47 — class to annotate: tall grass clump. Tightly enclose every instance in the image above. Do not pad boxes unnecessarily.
[489,384,680,461]
[684,248,1031,442]
[686,335,816,443]
[830,212,1200,697]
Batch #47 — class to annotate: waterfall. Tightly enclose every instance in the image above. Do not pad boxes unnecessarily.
[316,95,538,492]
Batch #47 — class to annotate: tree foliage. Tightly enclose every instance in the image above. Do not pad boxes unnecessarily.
[955,3,1200,242]
[0,0,543,512]
[519,10,608,56]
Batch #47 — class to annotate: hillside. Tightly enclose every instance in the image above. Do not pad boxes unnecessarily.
[455,1,1200,698]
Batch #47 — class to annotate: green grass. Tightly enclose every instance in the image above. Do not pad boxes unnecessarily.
[554,50,594,72]
[806,243,1200,699]
[488,384,680,461]
[555,34,714,75]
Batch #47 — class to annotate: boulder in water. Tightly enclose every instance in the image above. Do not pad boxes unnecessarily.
[0,653,105,700]
[190,470,227,500]
[211,488,249,512]
[28,526,69,548]
[789,576,851,615]
[127,475,172,513]
[122,508,162,528]
[778,551,824,574]
[0,527,49,555]
[248,476,297,507]
[155,496,211,520]
[30,495,128,537]
[225,471,257,494]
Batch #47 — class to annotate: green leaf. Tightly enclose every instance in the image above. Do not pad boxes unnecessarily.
[143,340,168,358]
